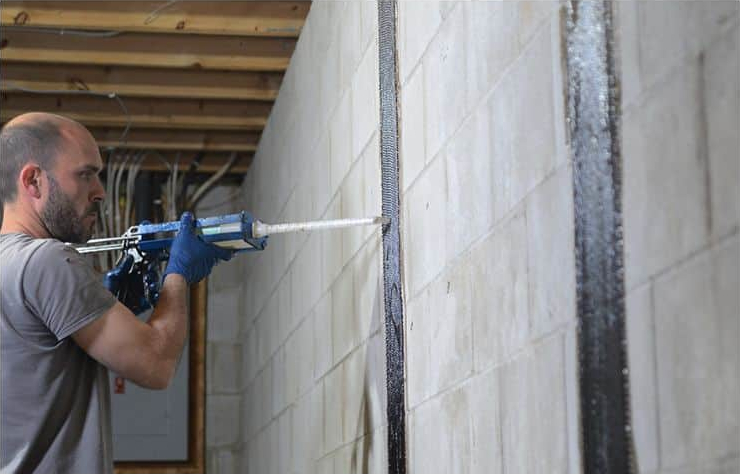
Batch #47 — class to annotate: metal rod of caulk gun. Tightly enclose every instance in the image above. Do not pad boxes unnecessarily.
[252,216,390,238]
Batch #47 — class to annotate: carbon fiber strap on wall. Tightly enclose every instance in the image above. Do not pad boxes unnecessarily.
[377,1,406,474]
[564,2,634,473]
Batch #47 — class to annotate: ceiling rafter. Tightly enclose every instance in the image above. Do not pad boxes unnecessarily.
[0,1,311,174]
[1,1,308,37]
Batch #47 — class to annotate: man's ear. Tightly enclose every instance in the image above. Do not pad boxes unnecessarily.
[19,164,43,200]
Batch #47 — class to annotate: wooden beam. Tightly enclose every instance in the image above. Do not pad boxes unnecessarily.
[2,1,309,38]
[131,151,252,174]
[1,29,296,71]
[1,63,281,101]
[91,128,260,152]
[1,94,271,131]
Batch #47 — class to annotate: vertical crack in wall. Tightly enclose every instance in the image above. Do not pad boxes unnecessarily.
[378,1,406,474]
[564,2,634,473]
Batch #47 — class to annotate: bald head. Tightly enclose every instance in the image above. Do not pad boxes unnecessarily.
[0,113,92,204]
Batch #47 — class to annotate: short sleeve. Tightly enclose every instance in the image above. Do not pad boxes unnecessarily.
[22,240,117,340]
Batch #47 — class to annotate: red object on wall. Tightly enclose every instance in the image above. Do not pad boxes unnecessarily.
[114,376,126,394]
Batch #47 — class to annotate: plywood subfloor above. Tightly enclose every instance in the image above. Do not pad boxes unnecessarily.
[0,1,311,175]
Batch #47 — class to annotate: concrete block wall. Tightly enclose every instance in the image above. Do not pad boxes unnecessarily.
[398,2,580,473]
[238,2,386,473]
[618,2,739,473]
[195,185,249,472]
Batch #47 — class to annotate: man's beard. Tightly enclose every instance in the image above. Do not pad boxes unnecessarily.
[41,175,97,243]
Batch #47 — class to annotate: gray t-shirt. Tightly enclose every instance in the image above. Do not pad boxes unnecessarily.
[0,233,117,473]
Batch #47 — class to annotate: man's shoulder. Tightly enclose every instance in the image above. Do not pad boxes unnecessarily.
[0,234,74,268]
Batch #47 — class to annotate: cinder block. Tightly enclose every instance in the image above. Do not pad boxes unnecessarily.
[330,91,353,193]
[342,159,367,261]
[257,363,274,431]
[314,292,333,381]
[405,288,429,409]
[292,234,323,331]
[242,381,257,441]
[463,1,519,107]
[286,317,314,405]
[278,409,292,474]
[410,383,473,474]
[312,131,333,218]
[413,262,474,405]
[352,40,380,160]
[489,25,557,219]
[446,106,495,256]
[638,1,739,89]
[365,333,387,434]
[362,132,382,219]
[277,274,293,344]
[242,325,258,388]
[516,1,557,51]
[207,286,242,342]
[341,343,368,443]
[209,449,239,474]
[622,61,710,287]
[705,25,740,238]
[207,394,241,447]
[256,293,279,370]
[400,64,427,193]
[338,1,362,91]
[403,155,448,298]
[321,196,344,290]
[397,0,444,85]
[211,343,242,394]
[359,0,378,53]
[625,283,660,473]
[332,265,357,363]
[354,240,383,342]
[653,236,739,469]
[470,369,504,474]
[272,348,286,417]
[616,1,644,109]
[323,368,343,455]
[471,211,529,371]
[423,5,469,160]
[501,334,567,474]
[526,166,576,338]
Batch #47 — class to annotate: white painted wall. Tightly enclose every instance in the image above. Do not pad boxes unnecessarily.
[398,2,579,473]
[618,2,739,473]
[202,2,739,473]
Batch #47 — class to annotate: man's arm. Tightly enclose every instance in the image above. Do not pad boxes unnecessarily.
[72,212,232,390]
[72,274,188,390]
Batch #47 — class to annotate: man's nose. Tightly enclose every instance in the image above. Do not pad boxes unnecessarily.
[91,176,106,202]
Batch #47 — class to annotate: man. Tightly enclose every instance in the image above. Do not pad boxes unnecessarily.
[0,112,231,473]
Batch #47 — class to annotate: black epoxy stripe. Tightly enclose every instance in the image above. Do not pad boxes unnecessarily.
[564,2,634,473]
[377,2,406,474]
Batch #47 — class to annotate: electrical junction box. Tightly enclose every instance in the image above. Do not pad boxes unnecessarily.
[109,308,189,461]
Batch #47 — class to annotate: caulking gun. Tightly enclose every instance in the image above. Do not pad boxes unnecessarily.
[72,211,389,313]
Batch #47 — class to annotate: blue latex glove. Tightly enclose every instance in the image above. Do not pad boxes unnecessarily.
[103,254,135,295]
[163,212,234,284]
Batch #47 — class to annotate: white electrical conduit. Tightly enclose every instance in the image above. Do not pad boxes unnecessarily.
[114,151,133,236]
[186,152,239,210]
[124,151,144,230]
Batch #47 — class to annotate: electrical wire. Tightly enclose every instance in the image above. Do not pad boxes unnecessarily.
[2,81,132,146]
[187,152,239,209]
[144,0,181,25]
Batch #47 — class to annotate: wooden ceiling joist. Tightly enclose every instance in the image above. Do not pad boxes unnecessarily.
[92,128,260,152]
[133,151,253,174]
[1,1,309,37]
[1,94,271,131]
[1,63,282,101]
[1,29,296,71]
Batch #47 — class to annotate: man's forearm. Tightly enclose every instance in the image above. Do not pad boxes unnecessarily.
[146,273,189,384]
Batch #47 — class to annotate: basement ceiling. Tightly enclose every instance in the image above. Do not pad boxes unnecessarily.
[0,1,311,174]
